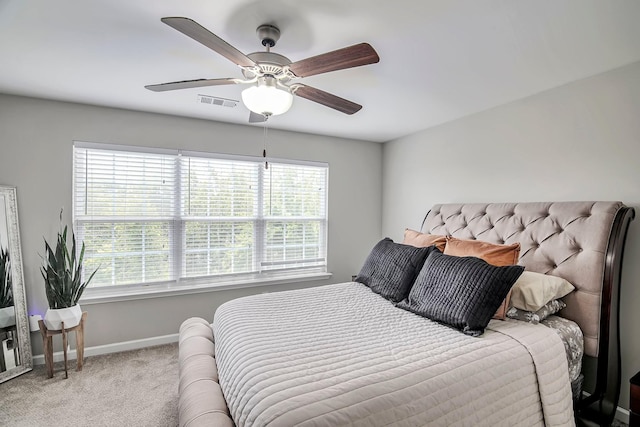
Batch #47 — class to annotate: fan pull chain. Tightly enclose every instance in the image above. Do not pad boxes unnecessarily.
[263,120,269,170]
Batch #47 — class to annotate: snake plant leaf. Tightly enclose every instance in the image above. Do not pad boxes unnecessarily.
[41,219,99,309]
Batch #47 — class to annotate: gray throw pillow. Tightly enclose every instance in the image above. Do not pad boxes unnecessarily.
[506,299,567,324]
[355,238,435,302]
[397,251,524,336]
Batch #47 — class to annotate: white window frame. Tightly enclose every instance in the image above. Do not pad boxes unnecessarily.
[73,142,330,303]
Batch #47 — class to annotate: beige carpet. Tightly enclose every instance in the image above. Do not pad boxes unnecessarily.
[0,343,178,427]
[1,342,631,427]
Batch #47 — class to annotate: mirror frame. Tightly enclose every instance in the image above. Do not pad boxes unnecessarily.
[0,185,32,382]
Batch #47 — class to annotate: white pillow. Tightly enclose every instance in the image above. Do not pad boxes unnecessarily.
[509,271,575,312]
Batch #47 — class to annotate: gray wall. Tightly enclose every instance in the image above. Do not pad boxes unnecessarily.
[382,60,640,410]
[0,94,383,351]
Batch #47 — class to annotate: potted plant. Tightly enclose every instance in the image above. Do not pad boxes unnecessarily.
[41,214,98,330]
[0,247,15,328]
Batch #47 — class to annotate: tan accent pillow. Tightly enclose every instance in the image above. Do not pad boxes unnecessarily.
[444,237,521,320]
[443,237,520,266]
[403,229,447,252]
[509,271,575,312]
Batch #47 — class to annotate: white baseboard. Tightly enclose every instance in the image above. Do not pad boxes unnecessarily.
[32,333,179,365]
[616,407,629,424]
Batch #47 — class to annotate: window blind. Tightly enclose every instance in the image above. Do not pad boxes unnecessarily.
[73,146,178,286]
[72,143,328,290]
[262,162,327,271]
[180,155,259,278]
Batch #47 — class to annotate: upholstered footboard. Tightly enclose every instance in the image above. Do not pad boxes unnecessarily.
[178,317,233,427]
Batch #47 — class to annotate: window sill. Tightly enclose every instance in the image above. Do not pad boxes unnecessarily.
[80,272,333,305]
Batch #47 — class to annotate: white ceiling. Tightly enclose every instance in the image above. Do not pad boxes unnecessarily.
[1,0,639,143]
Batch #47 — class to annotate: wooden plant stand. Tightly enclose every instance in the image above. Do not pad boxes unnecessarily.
[38,312,87,379]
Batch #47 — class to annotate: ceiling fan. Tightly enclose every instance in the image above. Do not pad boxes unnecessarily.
[145,17,380,120]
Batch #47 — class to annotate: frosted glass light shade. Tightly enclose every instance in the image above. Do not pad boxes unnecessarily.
[242,84,293,116]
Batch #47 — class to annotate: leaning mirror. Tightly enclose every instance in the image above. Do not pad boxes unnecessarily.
[0,185,32,382]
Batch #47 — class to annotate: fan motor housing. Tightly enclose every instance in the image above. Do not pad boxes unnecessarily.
[243,52,292,80]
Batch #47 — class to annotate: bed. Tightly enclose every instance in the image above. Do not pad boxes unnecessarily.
[177,201,634,427]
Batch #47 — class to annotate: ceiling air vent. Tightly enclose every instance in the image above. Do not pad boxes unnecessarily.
[197,94,238,108]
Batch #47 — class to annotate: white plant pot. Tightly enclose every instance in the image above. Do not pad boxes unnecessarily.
[0,305,16,328]
[44,304,82,330]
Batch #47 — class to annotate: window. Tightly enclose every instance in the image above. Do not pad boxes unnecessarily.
[73,142,328,291]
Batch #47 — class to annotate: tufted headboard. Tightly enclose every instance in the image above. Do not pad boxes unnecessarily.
[421,201,634,424]
[422,201,632,358]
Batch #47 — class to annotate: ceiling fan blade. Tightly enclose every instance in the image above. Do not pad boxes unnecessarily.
[292,84,362,115]
[161,17,257,68]
[145,78,242,92]
[288,43,379,78]
[249,111,268,123]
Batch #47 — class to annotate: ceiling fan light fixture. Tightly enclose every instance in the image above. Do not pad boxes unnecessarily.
[242,77,293,116]
[147,18,379,117]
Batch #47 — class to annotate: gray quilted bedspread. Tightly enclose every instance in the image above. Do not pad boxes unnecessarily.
[213,282,575,427]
